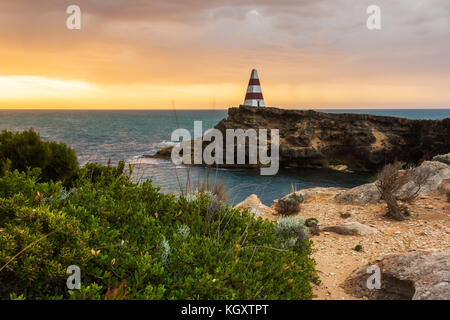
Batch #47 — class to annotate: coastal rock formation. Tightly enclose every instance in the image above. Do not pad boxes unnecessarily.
[335,159,450,204]
[234,194,275,216]
[255,156,450,300]
[334,183,381,204]
[215,106,450,172]
[280,187,343,202]
[343,250,450,300]
[149,106,449,172]
[438,179,450,194]
[433,152,450,165]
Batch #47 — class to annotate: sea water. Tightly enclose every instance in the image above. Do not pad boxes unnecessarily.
[1,109,448,204]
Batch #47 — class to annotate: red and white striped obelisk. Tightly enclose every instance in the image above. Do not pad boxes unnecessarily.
[243,69,265,107]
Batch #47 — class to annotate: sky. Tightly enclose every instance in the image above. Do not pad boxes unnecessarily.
[0,0,449,109]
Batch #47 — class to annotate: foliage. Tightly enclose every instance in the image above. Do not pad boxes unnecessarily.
[275,193,303,216]
[0,163,318,300]
[0,130,78,186]
[276,216,310,249]
[305,218,320,236]
[376,162,431,221]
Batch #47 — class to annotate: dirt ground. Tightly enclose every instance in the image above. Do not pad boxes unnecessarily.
[262,191,450,300]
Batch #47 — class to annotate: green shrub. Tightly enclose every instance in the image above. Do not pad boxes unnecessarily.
[276,216,310,248]
[0,164,318,300]
[0,129,78,186]
[275,193,303,216]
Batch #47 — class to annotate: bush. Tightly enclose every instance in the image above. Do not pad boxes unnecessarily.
[276,216,310,248]
[376,162,431,221]
[275,194,303,216]
[0,163,318,300]
[0,130,78,186]
[305,218,320,236]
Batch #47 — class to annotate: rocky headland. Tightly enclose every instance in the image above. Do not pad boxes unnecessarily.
[148,105,450,172]
[235,155,450,300]
[147,106,450,299]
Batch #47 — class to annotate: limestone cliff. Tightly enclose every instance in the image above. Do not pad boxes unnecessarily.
[150,105,450,172]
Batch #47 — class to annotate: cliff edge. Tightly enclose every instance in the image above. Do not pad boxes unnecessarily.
[150,105,450,172]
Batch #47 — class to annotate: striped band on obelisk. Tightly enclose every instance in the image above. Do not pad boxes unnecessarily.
[243,69,265,107]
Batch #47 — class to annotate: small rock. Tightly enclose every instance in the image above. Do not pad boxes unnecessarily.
[354,245,363,252]
[343,250,450,300]
[322,222,378,236]
[340,212,352,219]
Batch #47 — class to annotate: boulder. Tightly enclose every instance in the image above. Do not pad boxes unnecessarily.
[438,179,450,194]
[335,160,450,204]
[343,250,450,300]
[335,183,381,204]
[285,187,343,202]
[432,153,450,165]
[234,194,274,216]
[398,160,450,197]
[321,222,378,236]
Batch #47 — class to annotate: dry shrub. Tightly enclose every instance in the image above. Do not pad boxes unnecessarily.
[376,162,432,221]
[193,179,228,203]
[275,194,303,216]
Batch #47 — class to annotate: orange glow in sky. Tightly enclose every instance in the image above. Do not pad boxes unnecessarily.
[0,0,449,109]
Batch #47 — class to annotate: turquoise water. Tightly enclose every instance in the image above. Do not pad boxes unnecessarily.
[1,109,449,205]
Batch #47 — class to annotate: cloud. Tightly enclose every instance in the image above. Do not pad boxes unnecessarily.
[0,0,449,107]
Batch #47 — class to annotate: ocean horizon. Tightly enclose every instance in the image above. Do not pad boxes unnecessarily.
[1,108,449,205]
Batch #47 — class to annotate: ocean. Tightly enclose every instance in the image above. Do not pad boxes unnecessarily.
[1,109,449,205]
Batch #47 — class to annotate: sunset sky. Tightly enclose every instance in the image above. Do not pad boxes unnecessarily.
[0,0,449,109]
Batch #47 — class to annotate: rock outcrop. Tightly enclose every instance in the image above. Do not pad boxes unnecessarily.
[433,153,450,165]
[335,183,381,204]
[343,250,450,300]
[234,194,275,216]
[335,159,450,204]
[218,106,450,172]
[280,187,343,202]
[150,106,450,172]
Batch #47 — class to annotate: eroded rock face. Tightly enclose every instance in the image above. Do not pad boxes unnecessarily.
[335,160,450,204]
[215,106,450,172]
[433,153,450,165]
[322,222,378,236]
[283,187,343,202]
[234,194,274,216]
[438,179,450,194]
[147,106,449,172]
[335,183,381,204]
[399,161,450,197]
[343,251,450,300]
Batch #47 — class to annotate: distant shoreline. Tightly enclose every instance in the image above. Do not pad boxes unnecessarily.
[1,108,450,111]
